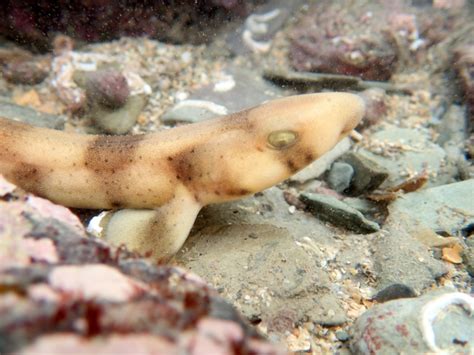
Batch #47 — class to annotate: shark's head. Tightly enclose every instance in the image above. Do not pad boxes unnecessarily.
[188,93,365,204]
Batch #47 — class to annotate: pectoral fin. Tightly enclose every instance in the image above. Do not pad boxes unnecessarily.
[100,188,201,261]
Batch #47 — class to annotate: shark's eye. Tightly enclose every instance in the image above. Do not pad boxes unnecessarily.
[267,130,298,150]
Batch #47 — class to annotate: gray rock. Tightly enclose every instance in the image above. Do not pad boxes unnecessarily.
[389,179,474,235]
[339,151,388,195]
[300,192,380,233]
[464,237,474,277]
[373,219,447,292]
[179,224,346,328]
[351,290,474,354]
[177,187,349,330]
[0,97,65,129]
[356,125,447,187]
[90,94,147,134]
[327,162,354,193]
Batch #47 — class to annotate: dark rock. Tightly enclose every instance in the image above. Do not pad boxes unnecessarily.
[85,69,130,109]
[373,283,417,303]
[338,152,389,196]
[351,290,474,354]
[327,162,354,193]
[2,57,50,85]
[263,69,411,94]
[300,192,380,233]
[0,98,65,129]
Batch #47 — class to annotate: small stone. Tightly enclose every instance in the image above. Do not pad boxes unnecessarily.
[300,192,380,233]
[327,162,354,193]
[85,69,130,108]
[339,152,389,195]
[335,330,350,342]
[373,283,417,303]
[2,57,50,85]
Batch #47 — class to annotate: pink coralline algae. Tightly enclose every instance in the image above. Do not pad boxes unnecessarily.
[289,1,467,81]
[0,175,284,354]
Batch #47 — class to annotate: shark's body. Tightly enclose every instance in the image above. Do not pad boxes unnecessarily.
[0,93,365,260]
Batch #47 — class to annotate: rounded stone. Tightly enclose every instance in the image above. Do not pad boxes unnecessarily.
[327,162,354,193]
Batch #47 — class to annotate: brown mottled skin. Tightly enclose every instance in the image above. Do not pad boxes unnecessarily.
[0,93,365,260]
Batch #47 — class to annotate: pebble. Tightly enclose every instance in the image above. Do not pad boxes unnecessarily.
[373,283,417,303]
[327,162,354,193]
[338,152,388,195]
[335,330,350,342]
[350,290,474,354]
[2,57,50,85]
[299,192,380,233]
[85,69,130,109]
